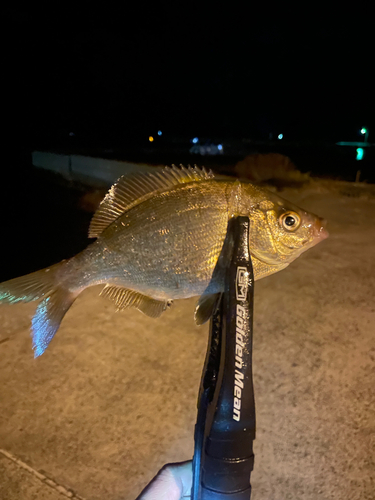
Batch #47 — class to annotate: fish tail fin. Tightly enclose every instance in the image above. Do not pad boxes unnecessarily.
[31,288,76,357]
[0,262,78,357]
[0,262,64,305]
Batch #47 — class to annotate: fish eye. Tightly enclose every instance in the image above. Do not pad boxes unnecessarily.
[280,211,301,231]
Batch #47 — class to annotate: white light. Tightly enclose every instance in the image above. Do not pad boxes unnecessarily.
[192,137,198,144]
[217,144,223,150]
[360,128,367,135]
[158,130,162,136]
[278,134,283,140]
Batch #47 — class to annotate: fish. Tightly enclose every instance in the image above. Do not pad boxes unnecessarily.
[0,165,328,357]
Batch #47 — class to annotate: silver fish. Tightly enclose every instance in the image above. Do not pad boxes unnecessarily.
[0,165,328,356]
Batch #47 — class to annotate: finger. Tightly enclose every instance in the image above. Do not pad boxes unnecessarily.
[168,461,193,499]
[136,460,192,500]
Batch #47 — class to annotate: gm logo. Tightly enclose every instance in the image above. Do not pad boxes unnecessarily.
[236,267,249,301]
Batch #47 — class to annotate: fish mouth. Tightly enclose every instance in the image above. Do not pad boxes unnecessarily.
[313,217,329,241]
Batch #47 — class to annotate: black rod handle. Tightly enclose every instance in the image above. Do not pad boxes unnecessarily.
[193,216,256,500]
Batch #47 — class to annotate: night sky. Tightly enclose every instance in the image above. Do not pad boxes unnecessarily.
[1,6,374,278]
[3,6,375,153]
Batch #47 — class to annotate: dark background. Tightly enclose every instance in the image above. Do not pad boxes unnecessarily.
[1,5,374,280]
[3,5,374,152]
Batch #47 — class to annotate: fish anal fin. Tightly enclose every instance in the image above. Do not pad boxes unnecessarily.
[100,285,172,319]
[89,165,214,238]
[194,292,221,326]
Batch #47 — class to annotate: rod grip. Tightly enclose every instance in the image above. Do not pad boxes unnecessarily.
[193,216,256,499]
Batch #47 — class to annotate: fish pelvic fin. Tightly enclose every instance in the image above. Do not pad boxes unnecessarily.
[100,285,172,318]
[0,263,78,357]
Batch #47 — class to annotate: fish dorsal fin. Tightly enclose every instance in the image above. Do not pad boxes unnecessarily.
[89,164,214,238]
[100,285,172,318]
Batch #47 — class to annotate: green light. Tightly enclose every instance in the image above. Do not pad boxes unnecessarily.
[360,128,367,135]
[356,148,364,161]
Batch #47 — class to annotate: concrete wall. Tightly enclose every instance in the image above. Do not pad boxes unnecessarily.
[32,151,157,187]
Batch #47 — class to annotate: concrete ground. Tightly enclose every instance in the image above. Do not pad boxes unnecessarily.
[0,184,374,500]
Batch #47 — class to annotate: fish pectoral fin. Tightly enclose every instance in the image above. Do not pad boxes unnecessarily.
[100,285,172,318]
[194,292,221,326]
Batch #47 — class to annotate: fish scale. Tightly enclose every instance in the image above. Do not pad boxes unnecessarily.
[0,166,328,356]
[91,183,229,297]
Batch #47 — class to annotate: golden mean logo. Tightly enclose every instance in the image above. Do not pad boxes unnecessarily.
[236,267,248,301]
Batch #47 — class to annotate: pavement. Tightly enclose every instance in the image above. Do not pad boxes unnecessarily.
[0,185,374,500]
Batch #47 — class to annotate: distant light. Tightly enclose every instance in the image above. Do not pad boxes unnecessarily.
[360,128,367,135]
[69,132,75,137]
[278,133,283,140]
[217,144,223,151]
[192,137,199,144]
[356,148,364,161]
[149,136,154,142]
[158,130,162,136]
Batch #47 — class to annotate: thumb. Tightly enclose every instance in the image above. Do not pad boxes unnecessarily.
[136,460,192,500]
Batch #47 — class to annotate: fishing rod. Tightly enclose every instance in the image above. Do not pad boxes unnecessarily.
[192,215,256,500]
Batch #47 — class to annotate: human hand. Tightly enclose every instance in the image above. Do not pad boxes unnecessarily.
[136,460,192,500]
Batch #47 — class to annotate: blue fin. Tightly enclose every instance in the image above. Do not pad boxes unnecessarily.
[0,262,76,357]
[32,288,75,357]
